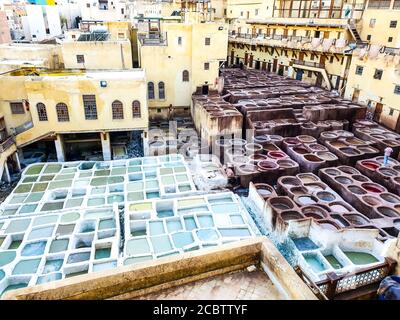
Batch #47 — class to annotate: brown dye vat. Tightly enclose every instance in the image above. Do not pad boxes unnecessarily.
[293,147,308,155]
[290,186,308,196]
[301,205,328,219]
[358,146,378,154]
[308,144,327,151]
[330,141,347,148]
[284,137,300,145]
[281,211,304,221]
[297,135,316,144]
[361,195,382,206]
[345,137,364,145]
[248,154,268,162]
[264,144,280,152]
[257,161,279,171]
[304,154,324,162]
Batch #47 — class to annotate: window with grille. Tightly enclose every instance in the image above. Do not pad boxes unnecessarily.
[389,21,397,28]
[367,34,371,40]
[10,102,24,114]
[36,103,48,121]
[373,69,383,80]
[204,62,210,70]
[132,100,141,118]
[158,82,165,99]
[112,100,124,119]
[394,85,400,95]
[369,19,376,28]
[178,36,182,45]
[148,82,155,99]
[389,109,394,116]
[76,55,85,63]
[388,37,393,42]
[205,37,210,45]
[56,103,69,122]
[182,70,189,82]
[82,95,98,120]
[355,66,364,75]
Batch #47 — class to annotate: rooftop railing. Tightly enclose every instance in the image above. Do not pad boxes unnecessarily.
[140,32,168,46]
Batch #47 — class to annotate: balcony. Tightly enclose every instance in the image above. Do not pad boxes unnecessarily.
[12,121,33,135]
[0,136,15,153]
[228,32,357,54]
[139,33,168,46]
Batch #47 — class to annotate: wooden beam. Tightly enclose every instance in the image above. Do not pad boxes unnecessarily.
[334,53,340,61]
[318,0,322,18]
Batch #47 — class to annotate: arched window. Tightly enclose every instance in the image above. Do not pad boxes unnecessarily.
[132,100,141,118]
[182,70,189,82]
[56,103,69,122]
[36,103,48,121]
[158,81,165,99]
[148,82,155,99]
[111,100,124,119]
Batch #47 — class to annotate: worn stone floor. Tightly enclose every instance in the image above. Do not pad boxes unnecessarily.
[136,268,286,300]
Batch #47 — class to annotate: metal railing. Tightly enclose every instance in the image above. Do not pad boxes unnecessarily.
[314,257,396,300]
[0,136,15,153]
[293,59,325,69]
[12,121,33,135]
[140,32,168,46]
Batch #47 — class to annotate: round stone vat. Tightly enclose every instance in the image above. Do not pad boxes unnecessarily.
[380,193,400,204]
[316,191,336,202]
[232,155,250,165]
[308,144,327,152]
[301,205,328,219]
[348,185,367,195]
[284,137,300,145]
[230,138,247,148]
[277,159,297,168]
[245,143,263,154]
[361,183,385,194]
[289,186,308,196]
[318,220,340,231]
[320,132,338,140]
[267,151,287,159]
[315,151,337,161]
[343,214,370,226]
[254,184,275,199]
[376,207,399,218]
[293,147,308,155]
[378,167,398,177]
[330,214,351,227]
[304,154,324,163]
[257,161,279,171]
[361,195,383,206]
[338,166,359,175]
[269,197,295,211]
[334,176,353,185]
[252,135,270,145]
[329,201,352,213]
[297,135,316,144]
[339,147,361,156]
[325,168,341,176]
[237,164,258,174]
[358,146,378,154]
[304,182,326,192]
[352,174,369,182]
[280,211,304,222]
[297,173,318,183]
[248,154,268,162]
[296,195,318,205]
[280,177,302,187]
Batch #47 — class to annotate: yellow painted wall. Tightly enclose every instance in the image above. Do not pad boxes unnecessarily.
[345,52,400,129]
[139,20,228,110]
[226,0,273,20]
[0,71,149,146]
[0,43,63,72]
[359,9,400,46]
[61,40,133,70]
